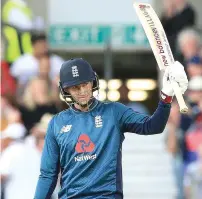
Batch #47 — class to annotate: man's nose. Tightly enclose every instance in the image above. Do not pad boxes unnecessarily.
[79,86,86,93]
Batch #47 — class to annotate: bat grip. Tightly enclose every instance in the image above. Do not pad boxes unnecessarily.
[170,80,188,114]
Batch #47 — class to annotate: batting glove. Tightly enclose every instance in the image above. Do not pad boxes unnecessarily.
[161,61,188,103]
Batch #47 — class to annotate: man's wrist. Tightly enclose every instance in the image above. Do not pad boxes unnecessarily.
[160,91,173,103]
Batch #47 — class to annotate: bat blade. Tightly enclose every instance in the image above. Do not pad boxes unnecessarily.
[133,2,188,113]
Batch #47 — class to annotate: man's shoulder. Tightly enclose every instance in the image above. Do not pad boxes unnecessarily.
[12,53,35,66]
[53,108,72,120]
[99,100,127,111]
[16,53,34,61]
[50,54,64,63]
[98,100,114,108]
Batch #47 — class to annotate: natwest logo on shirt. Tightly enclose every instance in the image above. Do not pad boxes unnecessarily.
[74,134,97,162]
[75,154,97,162]
[75,134,95,153]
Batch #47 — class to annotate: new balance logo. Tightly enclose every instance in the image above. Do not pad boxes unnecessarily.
[72,66,79,77]
[95,115,102,128]
[60,125,72,133]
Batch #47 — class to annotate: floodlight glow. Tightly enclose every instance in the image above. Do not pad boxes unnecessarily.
[108,79,122,90]
[99,79,107,90]
[128,91,148,101]
[107,91,120,101]
[126,79,156,90]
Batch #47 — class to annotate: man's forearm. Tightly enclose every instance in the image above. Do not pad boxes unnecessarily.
[34,175,58,199]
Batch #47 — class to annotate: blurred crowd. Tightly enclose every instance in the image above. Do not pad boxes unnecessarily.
[161,0,202,199]
[1,0,64,199]
[0,0,202,199]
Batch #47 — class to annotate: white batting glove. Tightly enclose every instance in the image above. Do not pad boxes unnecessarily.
[161,61,188,100]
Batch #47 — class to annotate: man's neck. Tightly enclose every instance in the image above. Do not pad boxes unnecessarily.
[73,98,96,112]
[32,52,40,60]
[74,103,89,112]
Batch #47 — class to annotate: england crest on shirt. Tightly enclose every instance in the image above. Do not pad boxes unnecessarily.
[95,116,102,128]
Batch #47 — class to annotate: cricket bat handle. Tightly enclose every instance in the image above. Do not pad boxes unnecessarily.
[170,80,188,113]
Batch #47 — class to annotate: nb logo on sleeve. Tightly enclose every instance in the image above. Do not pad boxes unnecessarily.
[60,125,72,133]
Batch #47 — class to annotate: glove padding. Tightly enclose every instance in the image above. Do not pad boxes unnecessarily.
[162,61,188,96]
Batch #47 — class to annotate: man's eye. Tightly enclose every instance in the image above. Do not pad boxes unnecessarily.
[83,82,88,86]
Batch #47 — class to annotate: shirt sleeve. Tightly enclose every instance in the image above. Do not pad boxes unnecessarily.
[34,117,60,199]
[113,101,171,135]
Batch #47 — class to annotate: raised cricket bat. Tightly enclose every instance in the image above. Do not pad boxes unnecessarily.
[133,2,188,113]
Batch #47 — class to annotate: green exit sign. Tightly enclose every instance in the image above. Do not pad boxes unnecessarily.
[48,24,149,49]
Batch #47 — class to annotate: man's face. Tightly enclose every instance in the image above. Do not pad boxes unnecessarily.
[64,82,93,106]
[181,38,198,59]
[188,90,202,104]
[187,64,202,78]
[39,56,50,78]
[33,40,48,58]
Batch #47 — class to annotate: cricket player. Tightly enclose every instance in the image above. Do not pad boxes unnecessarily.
[34,58,188,199]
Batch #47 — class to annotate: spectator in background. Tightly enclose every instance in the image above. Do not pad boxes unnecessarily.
[0,113,57,199]
[1,0,33,64]
[161,0,196,55]
[25,113,53,147]
[19,77,58,132]
[38,53,64,110]
[10,33,64,98]
[1,36,16,97]
[187,76,202,116]
[186,56,202,79]
[184,111,202,168]
[184,142,202,199]
[39,53,51,81]
[166,100,186,199]
[167,76,202,199]
[0,104,26,152]
[0,103,26,199]
[2,0,33,30]
[0,105,26,199]
[1,96,9,132]
[0,95,19,132]
[177,28,201,66]
[183,76,202,168]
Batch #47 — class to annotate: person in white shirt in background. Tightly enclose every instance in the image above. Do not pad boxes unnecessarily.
[0,104,26,199]
[0,113,58,199]
[25,113,53,147]
[1,103,26,152]
[10,33,64,96]
[10,33,64,85]
[184,143,202,199]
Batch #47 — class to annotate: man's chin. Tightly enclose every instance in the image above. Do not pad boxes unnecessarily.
[78,100,89,106]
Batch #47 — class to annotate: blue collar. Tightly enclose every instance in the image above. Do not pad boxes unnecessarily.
[70,98,99,113]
